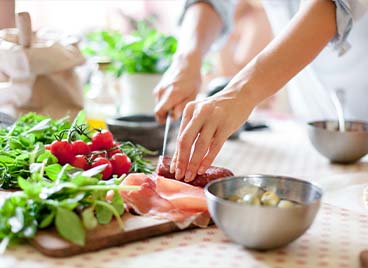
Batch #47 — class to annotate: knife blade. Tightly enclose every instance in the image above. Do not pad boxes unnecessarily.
[162,111,172,156]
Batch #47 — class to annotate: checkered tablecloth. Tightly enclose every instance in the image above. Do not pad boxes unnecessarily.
[1,119,368,268]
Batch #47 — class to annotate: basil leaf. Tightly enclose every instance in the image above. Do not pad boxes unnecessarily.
[96,203,113,224]
[55,207,85,246]
[18,177,42,197]
[112,190,124,216]
[82,207,98,230]
[36,150,58,164]
[39,210,56,229]
[44,164,62,181]
[0,155,15,164]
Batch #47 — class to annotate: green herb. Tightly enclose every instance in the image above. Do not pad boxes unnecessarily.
[0,111,157,252]
[119,141,156,173]
[0,113,71,189]
[0,164,139,252]
[82,20,177,77]
[0,111,154,189]
[55,207,85,246]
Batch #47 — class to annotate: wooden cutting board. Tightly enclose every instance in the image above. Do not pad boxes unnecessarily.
[0,186,192,257]
[31,213,186,258]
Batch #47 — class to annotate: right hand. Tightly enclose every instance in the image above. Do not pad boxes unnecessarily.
[154,53,202,124]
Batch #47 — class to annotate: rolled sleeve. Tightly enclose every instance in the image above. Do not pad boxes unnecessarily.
[179,0,237,50]
[330,0,368,56]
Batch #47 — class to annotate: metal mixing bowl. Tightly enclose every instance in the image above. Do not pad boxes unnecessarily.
[307,120,368,163]
[205,175,322,250]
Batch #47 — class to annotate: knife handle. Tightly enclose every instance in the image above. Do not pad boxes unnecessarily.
[361,250,368,268]
[16,12,32,48]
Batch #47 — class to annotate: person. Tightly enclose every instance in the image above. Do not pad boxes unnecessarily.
[154,0,368,182]
[204,1,280,112]
[0,0,15,29]
[208,1,272,79]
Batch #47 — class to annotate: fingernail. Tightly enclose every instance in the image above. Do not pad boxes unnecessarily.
[175,169,183,180]
[198,166,206,175]
[170,162,175,173]
[184,171,192,182]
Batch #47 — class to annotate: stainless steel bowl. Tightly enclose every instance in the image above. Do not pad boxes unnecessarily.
[307,120,368,163]
[205,175,322,250]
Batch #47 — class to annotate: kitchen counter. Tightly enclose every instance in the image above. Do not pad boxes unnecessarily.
[1,118,367,268]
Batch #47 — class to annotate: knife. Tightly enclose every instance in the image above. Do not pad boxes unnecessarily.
[162,111,172,156]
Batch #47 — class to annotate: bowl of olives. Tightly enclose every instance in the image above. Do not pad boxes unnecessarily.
[205,175,323,250]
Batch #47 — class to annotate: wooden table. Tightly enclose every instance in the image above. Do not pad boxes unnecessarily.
[1,118,367,268]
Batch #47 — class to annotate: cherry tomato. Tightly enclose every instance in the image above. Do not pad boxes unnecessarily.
[87,142,94,152]
[107,142,121,157]
[45,144,51,150]
[71,140,90,155]
[110,153,131,176]
[90,151,108,161]
[50,140,73,165]
[92,157,113,180]
[107,147,122,158]
[70,155,89,170]
[91,130,114,150]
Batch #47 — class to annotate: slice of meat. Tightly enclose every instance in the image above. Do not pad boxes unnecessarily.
[117,173,174,214]
[109,173,210,229]
[156,155,234,187]
[155,176,207,212]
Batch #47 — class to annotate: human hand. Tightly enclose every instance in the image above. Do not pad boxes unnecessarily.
[170,87,255,182]
[154,53,202,124]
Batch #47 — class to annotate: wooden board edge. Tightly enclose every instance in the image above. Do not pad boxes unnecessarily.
[29,218,196,258]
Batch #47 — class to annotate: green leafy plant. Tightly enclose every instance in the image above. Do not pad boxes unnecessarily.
[82,20,177,77]
[0,111,154,189]
[0,163,139,252]
[118,141,156,174]
[0,113,71,189]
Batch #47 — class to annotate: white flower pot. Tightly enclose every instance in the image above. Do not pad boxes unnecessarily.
[120,73,162,115]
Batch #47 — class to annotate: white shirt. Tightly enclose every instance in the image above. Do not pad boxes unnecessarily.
[182,0,368,121]
[261,0,368,121]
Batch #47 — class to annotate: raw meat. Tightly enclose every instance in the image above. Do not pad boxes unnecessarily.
[109,173,210,229]
[156,156,234,187]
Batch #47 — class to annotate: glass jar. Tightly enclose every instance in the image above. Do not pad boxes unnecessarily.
[85,60,119,129]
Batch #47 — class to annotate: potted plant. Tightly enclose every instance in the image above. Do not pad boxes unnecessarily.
[82,21,177,115]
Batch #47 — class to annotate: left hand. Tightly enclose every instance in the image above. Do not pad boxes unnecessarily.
[170,88,254,182]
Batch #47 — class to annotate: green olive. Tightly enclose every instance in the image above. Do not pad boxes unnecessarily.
[228,184,299,207]
[227,194,241,202]
[278,200,295,208]
[261,191,280,206]
[241,193,261,205]
[235,185,264,199]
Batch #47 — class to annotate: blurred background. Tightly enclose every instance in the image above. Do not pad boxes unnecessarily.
[0,0,291,128]
[15,1,180,34]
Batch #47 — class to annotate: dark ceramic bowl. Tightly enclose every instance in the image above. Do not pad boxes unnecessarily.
[0,112,15,129]
[106,115,172,152]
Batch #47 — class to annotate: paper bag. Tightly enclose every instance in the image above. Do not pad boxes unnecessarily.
[0,12,85,119]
